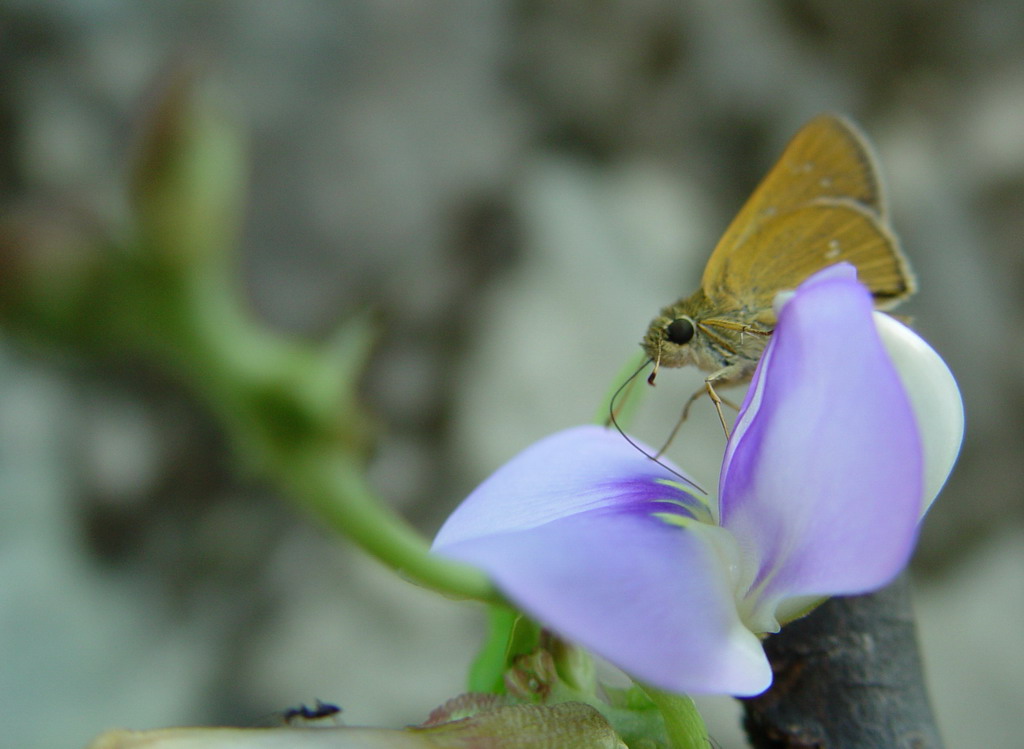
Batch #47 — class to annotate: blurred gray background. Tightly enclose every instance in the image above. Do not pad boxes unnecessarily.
[1,2,1022,747]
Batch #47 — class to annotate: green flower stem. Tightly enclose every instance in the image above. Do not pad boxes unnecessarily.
[110,259,499,604]
[280,447,497,601]
[4,74,499,605]
[638,686,709,749]
[468,605,522,693]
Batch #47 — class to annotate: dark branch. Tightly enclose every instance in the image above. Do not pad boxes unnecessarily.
[740,574,944,748]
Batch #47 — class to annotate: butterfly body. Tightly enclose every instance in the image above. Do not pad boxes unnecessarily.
[643,287,772,380]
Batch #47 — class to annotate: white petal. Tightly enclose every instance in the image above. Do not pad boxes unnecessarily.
[875,313,964,513]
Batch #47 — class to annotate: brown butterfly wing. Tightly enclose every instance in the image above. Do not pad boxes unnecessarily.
[701,113,913,306]
[712,200,915,322]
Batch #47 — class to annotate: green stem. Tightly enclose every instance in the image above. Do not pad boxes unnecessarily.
[467,605,521,693]
[117,262,499,604]
[282,447,498,601]
[639,686,709,749]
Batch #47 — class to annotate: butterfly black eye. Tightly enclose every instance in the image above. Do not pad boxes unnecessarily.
[666,317,695,345]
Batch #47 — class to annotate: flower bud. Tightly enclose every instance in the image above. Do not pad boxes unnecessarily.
[130,69,245,272]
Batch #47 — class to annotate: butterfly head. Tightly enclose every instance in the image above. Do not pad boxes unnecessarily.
[642,312,702,384]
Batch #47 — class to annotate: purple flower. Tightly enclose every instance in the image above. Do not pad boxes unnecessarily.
[433,265,963,696]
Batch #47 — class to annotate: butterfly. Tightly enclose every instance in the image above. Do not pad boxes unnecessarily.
[640,113,915,440]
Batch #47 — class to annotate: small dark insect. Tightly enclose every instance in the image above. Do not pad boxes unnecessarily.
[282,699,342,725]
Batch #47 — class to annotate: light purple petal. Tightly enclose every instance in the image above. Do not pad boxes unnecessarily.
[433,426,769,694]
[434,426,704,548]
[437,509,770,696]
[720,268,923,629]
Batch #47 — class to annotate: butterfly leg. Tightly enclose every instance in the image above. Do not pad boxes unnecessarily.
[655,387,702,458]
[720,394,742,412]
[655,379,737,457]
[701,317,773,339]
[704,379,731,440]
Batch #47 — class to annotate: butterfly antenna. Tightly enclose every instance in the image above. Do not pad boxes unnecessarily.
[608,358,705,495]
